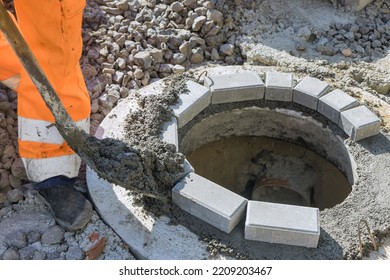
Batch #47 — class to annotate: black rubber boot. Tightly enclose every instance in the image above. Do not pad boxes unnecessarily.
[37,176,93,232]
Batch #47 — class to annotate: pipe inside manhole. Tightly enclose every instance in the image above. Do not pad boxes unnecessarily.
[186,136,351,210]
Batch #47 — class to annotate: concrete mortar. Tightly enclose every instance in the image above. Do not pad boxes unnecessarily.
[87,65,390,260]
[84,74,202,210]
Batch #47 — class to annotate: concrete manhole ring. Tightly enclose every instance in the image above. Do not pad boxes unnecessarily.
[87,66,390,260]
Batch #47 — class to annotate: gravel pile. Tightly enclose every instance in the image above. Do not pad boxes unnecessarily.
[314,2,390,61]
[233,0,390,63]
[80,0,241,134]
[0,88,26,197]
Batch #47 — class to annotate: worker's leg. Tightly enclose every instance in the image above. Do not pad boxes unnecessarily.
[0,9,21,90]
[13,0,92,231]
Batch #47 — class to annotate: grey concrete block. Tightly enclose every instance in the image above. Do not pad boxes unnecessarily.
[265,72,294,102]
[204,71,265,104]
[339,106,381,141]
[171,81,211,128]
[160,118,178,150]
[293,77,331,110]
[245,201,320,248]
[172,173,248,233]
[318,89,360,124]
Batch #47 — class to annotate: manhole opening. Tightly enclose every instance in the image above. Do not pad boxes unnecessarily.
[186,136,352,210]
[180,107,356,211]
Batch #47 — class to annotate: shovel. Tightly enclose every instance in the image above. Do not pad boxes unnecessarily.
[0,3,166,201]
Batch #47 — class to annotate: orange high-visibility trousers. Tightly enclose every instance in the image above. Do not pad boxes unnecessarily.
[0,4,20,89]
[0,0,91,182]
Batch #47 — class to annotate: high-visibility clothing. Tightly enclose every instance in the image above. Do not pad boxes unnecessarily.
[0,8,20,83]
[0,0,91,182]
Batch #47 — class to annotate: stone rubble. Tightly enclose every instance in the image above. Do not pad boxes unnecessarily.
[0,185,135,260]
[82,0,242,133]
[234,0,390,62]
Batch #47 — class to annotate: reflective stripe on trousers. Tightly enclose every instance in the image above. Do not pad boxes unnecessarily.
[19,117,90,182]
